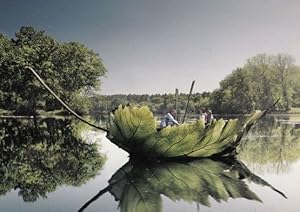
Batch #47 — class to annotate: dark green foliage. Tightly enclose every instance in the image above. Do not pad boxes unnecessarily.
[0,26,106,114]
[289,68,300,107]
[89,92,212,119]
[0,118,106,202]
[211,54,300,113]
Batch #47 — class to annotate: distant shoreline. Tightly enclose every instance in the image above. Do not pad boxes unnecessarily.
[1,112,300,120]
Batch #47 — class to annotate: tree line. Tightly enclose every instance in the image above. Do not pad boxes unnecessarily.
[89,92,211,117]
[1,27,299,116]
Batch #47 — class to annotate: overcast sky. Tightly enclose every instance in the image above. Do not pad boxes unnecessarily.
[1,0,299,94]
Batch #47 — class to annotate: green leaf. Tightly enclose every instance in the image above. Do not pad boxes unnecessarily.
[188,111,264,157]
[110,105,268,158]
[110,105,157,152]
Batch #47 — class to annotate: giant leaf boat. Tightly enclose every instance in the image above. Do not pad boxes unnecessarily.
[108,105,271,159]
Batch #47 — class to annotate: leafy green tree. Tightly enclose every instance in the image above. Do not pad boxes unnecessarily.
[288,65,300,107]
[0,26,106,114]
[210,53,300,113]
[271,54,295,110]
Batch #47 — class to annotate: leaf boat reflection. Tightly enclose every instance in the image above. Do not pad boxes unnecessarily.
[79,157,286,212]
[0,118,106,202]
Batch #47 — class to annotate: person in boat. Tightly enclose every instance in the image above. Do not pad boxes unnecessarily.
[198,108,207,123]
[206,109,214,125]
[160,109,180,128]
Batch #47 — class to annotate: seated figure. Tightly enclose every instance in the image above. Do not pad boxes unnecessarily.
[160,109,179,128]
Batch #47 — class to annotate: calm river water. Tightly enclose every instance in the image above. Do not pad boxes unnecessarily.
[0,115,299,212]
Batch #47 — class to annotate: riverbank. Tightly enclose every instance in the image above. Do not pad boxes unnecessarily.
[0,109,77,118]
[1,107,300,119]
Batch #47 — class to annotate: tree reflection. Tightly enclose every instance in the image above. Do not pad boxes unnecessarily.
[79,158,286,212]
[0,118,106,202]
[238,116,300,174]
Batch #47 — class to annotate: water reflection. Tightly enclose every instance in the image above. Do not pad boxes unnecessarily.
[239,115,300,174]
[80,158,286,212]
[0,118,106,202]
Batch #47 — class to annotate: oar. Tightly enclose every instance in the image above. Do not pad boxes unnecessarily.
[26,66,109,133]
[182,80,195,123]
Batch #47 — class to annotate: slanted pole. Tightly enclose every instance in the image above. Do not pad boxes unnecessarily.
[182,80,195,124]
[174,88,178,120]
[78,184,112,211]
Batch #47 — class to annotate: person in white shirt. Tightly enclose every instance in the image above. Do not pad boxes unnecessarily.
[198,108,207,123]
[160,109,179,128]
